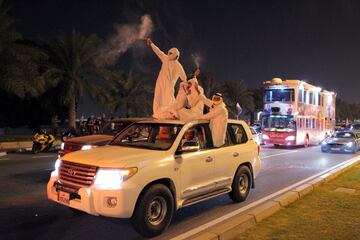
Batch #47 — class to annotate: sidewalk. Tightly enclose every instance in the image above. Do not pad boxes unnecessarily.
[234,163,360,240]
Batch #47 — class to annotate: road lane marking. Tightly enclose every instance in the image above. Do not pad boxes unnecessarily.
[171,154,360,240]
[0,158,10,161]
[31,155,56,159]
[261,151,299,159]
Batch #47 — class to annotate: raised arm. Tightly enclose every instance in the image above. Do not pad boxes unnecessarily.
[147,38,166,62]
[188,82,203,107]
[199,94,214,108]
[198,106,223,120]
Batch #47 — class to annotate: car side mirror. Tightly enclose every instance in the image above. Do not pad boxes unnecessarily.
[177,142,200,154]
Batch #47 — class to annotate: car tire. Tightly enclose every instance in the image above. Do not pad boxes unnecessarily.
[352,146,357,154]
[229,165,252,203]
[32,143,40,154]
[131,184,174,238]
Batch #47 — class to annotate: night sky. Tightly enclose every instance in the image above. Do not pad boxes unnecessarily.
[9,0,360,114]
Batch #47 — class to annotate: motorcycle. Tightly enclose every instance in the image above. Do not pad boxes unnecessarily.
[32,131,55,154]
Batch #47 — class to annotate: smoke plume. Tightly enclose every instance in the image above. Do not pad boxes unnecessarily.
[191,53,202,68]
[98,14,153,65]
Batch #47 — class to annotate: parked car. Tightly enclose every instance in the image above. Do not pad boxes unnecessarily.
[250,126,262,145]
[321,131,360,153]
[59,118,149,157]
[48,119,261,237]
[348,123,360,131]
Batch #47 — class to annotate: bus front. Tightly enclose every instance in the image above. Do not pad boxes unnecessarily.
[261,82,297,146]
[261,114,297,146]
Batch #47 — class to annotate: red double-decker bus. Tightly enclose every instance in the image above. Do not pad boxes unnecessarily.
[261,78,336,147]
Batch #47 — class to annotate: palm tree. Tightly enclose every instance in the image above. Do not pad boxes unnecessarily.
[197,71,221,97]
[0,1,48,99]
[222,80,255,118]
[94,70,152,117]
[42,30,111,128]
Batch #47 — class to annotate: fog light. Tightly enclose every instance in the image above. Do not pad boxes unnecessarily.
[105,197,117,208]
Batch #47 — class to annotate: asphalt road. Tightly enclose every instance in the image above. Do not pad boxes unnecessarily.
[0,147,359,240]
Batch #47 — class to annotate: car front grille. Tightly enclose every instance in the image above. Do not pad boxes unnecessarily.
[59,160,97,188]
[328,143,344,147]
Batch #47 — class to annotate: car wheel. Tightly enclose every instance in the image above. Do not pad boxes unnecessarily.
[131,184,174,238]
[229,165,252,203]
[32,143,40,154]
[352,146,357,154]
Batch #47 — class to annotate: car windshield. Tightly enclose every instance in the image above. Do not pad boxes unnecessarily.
[110,123,183,150]
[262,115,296,132]
[332,132,355,139]
[349,124,360,130]
[264,88,294,102]
[99,120,134,136]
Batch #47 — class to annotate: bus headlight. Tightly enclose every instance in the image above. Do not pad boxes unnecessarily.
[60,142,65,150]
[262,134,269,140]
[94,168,138,187]
[285,136,296,141]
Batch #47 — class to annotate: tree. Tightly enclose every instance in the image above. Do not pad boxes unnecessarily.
[41,30,111,128]
[0,1,49,99]
[222,80,255,119]
[197,71,221,97]
[93,70,153,117]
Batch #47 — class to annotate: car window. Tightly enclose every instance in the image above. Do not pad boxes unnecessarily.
[332,132,355,139]
[179,124,211,151]
[222,125,235,147]
[110,123,182,150]
[230,124,248,144]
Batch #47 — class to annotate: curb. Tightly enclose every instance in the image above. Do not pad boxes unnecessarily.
[0,140,61,152]
[183,155,360,240]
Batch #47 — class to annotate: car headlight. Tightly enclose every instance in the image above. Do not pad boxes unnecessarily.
[61,142,65,150]
[321,141,327,146]
[94,168,138,187]
[262,134,269,140]
[346,142,353,147]
[51,158,62,178]
[81,145,92,150]
[285,136,295,141]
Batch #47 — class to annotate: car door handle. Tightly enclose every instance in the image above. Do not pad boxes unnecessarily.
[205,156,213,162]
[233,152,239,157]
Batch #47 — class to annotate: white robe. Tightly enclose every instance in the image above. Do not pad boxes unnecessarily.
[173,79,204,121]
[150,43,187,119]
[198,95,228,147]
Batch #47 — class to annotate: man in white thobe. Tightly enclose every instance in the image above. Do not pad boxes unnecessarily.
[196,92,228,147]
[147,38,187,119]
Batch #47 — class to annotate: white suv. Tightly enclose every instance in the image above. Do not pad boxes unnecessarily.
[47,119,261,237]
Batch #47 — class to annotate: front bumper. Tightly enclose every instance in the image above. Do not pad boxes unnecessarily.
[321,144,354,153]
[47,177,140,218]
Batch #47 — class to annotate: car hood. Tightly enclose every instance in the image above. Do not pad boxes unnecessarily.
[61,145,169,168]
[65,134,113,146]
[326,138,354,144]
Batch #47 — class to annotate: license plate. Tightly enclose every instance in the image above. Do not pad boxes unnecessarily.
[331,148,340,151]
[58,191,70,205]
